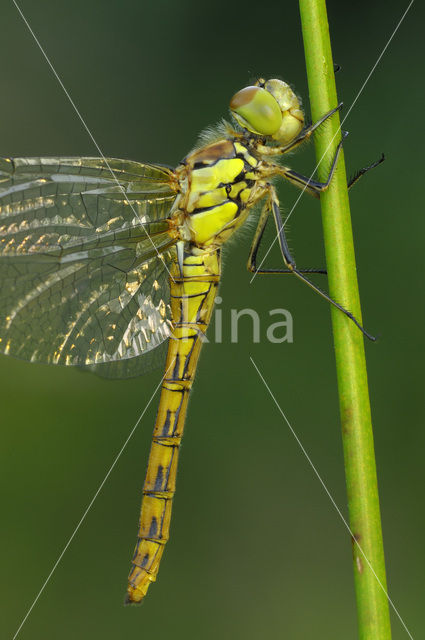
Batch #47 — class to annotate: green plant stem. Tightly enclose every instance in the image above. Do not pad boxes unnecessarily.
[298,2,392,638]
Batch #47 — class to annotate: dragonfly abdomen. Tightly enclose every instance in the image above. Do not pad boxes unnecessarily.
[127,251,220,603]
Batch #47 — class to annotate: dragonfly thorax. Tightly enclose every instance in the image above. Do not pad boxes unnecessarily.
[175,138,264,250]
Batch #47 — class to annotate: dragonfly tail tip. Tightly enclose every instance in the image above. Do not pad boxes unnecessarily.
[124,593,143,607]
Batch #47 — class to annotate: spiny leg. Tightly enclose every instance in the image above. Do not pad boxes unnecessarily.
[247,137,348,275]
[247,196,327,275]
[274,133,346,198]
[265,136,384,198]
[348,153,385,190]
[255,103,343,157]
[250,139,381,277]
[250,187,376,341]
[259,102,383,193]
[277,151,384,197]
[270,189,376,340]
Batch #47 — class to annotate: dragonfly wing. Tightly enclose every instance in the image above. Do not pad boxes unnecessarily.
[0,156,179,375]
[88,339,170,379]
[0,155,176,195]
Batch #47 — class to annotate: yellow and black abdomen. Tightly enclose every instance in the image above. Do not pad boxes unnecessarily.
[127,251,220,603]
[180,139,261,249]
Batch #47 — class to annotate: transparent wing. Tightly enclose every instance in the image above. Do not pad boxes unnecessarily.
[0,156,179,376]
[88,339,170,379]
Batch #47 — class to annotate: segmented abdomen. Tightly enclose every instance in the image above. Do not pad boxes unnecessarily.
[127,251,220,603]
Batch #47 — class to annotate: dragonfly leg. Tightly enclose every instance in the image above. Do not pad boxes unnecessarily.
[256,103,343,156]
[250,187,376,341]
[279,149,385,196]
[348,153,385,190]
[247,196,326,275]
[274,133,346,198]
[271,143,383,198]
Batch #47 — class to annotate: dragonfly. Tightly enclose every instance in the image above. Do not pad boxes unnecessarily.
[0,77,382,604]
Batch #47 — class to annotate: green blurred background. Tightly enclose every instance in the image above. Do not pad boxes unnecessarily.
[1,1,423,638]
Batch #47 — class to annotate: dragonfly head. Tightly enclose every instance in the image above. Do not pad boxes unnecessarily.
[230,78,304,145]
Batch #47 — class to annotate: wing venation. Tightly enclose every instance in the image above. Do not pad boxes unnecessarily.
[0,156,179,376]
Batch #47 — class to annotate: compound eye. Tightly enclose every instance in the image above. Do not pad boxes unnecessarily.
[230,86,282,136]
